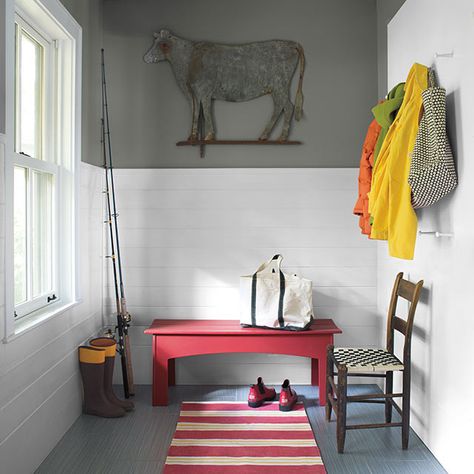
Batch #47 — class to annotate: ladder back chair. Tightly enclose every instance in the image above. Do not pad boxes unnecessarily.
[326,272,424,453]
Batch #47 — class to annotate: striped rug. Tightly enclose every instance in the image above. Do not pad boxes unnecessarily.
[164,401,326,473]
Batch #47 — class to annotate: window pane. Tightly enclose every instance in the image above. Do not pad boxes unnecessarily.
[31,170,53,298]
[17,30,43,159]
[14,166,27,305]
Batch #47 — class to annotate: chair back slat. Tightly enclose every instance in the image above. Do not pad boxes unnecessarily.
[397,279,417,302]
[392,316,407,335]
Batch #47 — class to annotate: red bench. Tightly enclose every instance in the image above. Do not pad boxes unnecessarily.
[144,318,342,406]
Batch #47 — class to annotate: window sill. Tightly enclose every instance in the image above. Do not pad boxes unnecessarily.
[3,299,83,343]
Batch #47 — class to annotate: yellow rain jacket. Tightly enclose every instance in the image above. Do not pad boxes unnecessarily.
[368,63,428,260]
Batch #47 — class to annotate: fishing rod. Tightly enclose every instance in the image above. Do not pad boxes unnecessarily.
[101,117,129,399]
[101,48,134,397]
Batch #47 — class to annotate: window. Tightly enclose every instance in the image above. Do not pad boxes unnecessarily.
[13,166,56,317]
[15,22,45,160]
[13,15,58,319]
[4,0,82,335]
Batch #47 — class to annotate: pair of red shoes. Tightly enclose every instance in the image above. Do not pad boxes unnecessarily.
[248,377,298,411]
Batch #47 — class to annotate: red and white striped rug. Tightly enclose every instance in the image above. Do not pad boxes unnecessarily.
[164,401,326,473]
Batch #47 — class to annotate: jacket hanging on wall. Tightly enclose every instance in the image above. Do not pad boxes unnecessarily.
[408,69,457,208]
[240,255,313,331]
[368,63,428,260]
[372,82,405,163]
[353,83,405,237]
[353,119,381,236]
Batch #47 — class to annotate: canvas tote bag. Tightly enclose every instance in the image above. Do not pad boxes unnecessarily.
[408,69,457,208]
[240,255,313,331]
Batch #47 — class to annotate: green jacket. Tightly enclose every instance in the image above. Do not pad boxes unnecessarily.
[372,82,405,162]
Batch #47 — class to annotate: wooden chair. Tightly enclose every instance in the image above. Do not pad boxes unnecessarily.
[326,272,423,453]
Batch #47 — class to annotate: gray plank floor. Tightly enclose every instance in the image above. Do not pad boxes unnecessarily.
[36,384,446,474]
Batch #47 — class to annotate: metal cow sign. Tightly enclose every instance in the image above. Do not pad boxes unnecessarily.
[143,29,305,146]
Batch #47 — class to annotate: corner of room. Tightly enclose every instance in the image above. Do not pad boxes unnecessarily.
[0,1,471,473]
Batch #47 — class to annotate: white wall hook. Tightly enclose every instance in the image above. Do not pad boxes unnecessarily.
[418,230,454,238]
[435,51,454,58]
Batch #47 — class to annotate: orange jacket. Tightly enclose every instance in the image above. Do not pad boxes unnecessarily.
[353,118,381,235]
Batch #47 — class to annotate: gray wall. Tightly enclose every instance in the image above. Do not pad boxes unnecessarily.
[102,0,378,168]
[60,0,103,166]
[376,0,406,97]
[2,1,406,167]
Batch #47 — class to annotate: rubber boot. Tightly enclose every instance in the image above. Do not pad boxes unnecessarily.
[78,346,125,418]
[279,379,298,412]
[89,337,135,411]
[248,377,276,408]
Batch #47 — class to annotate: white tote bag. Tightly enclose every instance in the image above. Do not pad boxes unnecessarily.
[240,255,313,331]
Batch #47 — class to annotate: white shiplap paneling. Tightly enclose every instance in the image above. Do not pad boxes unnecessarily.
[107,168,378,385]
[0,162,104,473]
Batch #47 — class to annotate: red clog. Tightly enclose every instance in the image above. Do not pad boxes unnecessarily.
[279,379,298,411]
[248,377,276,408]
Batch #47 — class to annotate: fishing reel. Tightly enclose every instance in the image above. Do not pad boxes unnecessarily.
[103,328,116,339]
[123,311,132,324]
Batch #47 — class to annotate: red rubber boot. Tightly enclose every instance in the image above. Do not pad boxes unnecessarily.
[279,379,298,411]
[248,377,276,408]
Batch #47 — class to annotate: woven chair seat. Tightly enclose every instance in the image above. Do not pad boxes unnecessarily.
[333,347,404,373]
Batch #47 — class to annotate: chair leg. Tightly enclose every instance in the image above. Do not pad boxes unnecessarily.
[385,371,393,423]
[336,365,348,453]
[402,368,411,449]
[326,345,334,421]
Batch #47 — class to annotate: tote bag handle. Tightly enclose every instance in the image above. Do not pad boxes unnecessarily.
[253,254,283,275]
[428,68,438,88]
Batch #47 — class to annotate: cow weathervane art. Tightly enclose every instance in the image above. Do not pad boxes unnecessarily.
[143,29,305,153]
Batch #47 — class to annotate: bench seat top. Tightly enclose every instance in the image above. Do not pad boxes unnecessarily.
[144,318,342,336]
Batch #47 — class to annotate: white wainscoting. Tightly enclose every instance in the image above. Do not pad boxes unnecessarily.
[0,162,104,474]
[107,168,378,385]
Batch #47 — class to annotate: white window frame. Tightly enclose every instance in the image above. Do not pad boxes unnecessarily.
[13,161,59,319]
[3,0,82,339]
[14,14,51,162]
[13,13,59,319]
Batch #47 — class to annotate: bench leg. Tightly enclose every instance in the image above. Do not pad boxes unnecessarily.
[311,357,327,406]
[168,359,176,386]
[152,338,169,406]
[311,358,319,386]
[318,356,327,407]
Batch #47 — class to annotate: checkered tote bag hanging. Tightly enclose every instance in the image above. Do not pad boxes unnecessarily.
[408,69,457,208]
